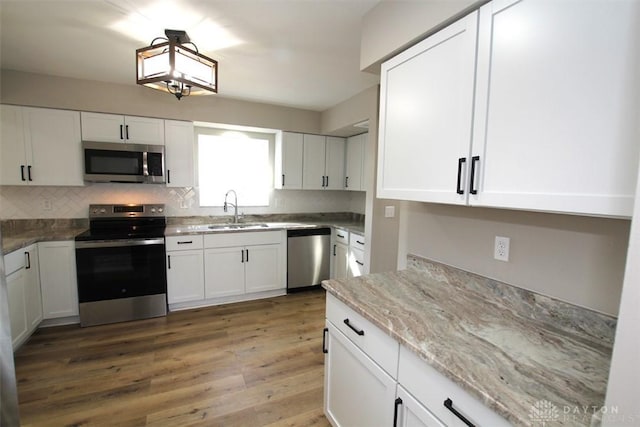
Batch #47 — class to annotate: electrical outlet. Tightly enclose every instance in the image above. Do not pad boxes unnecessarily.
[384,205,395,218]
[42,199,52,211]
[494,236,510,262]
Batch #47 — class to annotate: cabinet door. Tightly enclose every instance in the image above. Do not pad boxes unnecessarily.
[280,132,304,189]
[0,105,28,185]
[124,116,165,145]
[333,243,349,280]
[7,269,28,349]
[166,250,204,304]
[38,241,79,319]
[303,134,326,190]
[80,112,124,142]
[348,247,365,278]
[23,107,83,186]
[471,0,640,217]
[345,133,364,191]
[324,323,396,427]
[244,244,283,293]
[378,12,478,204]
[165,120,195,187]
[396,385,445,427]
[204,247,245,298]
[325,136,346,190]
[23,245,42,330]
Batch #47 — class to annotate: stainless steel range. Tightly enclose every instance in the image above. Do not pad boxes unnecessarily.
[75,204,167,327]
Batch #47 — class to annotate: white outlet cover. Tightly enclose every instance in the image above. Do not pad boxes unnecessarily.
[494,236,510,262]
[385,205,395,218]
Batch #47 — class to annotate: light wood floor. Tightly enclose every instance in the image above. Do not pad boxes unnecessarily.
[14,289,331,427]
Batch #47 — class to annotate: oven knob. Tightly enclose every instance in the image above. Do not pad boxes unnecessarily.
[92,209,98,214]
[100,208,106,214]
[158,207,164,213]
[151,207,156,213]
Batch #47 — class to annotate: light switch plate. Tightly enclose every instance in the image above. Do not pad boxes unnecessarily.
[385,205,395,218]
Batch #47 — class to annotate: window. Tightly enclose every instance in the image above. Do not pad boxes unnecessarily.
[197,128,273,207]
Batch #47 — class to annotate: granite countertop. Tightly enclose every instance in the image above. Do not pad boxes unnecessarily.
[2,227,88,255]
[322,255,616,426]
[165,220,364,236]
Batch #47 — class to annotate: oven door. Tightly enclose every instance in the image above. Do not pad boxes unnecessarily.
[75,238,167,303]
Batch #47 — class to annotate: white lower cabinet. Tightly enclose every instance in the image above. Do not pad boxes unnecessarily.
[396,385,444,427]
[6,243,42,349]
[324,323,397,427]
[332,242,348,279]
[324,293,511,427]
[167,249,205,303]
[38,241,79,319]
[204,247,246,298]
[167,231,286,310]
[7,268,28,349]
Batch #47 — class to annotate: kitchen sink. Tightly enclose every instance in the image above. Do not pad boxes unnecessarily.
[208,223,269,230]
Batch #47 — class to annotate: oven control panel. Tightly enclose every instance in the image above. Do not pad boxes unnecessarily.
[89,204,165,218]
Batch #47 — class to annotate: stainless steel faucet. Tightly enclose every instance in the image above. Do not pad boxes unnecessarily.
[223,189,239,223]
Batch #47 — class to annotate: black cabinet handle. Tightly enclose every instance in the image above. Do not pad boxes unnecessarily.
[167,255,171,269]
[245,249,249,262]
[20,165,26,181]
[282,174,285,187]
[345,176,349,188]
[356,240,364,245]
[241,250,245,263]
[25,251,31,269]
[333,244,336,256]
[444,398,475,427]
[27,165,33,181]
[177,241,193,245]
[326,176,329,187]
[469,156,480,195]
[337,234,345,238]
[393,397,403,427]
[125,124,129,139]
[343,318,364,336]
[167,169,171,184]
[355,260,364,266]
[120,124,124,140]
[322,327,329,354]
[456,157,466,194]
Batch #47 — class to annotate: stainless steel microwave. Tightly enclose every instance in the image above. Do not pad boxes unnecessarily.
[82,141,165,184]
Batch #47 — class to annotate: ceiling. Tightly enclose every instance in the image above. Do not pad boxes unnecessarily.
[0,0,381,111]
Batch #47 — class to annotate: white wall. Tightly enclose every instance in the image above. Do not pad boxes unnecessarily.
[398,202,630,316]
[360,0,482,72]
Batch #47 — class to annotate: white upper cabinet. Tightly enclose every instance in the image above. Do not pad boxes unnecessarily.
[164,120,195,187]
[303,134,346,190]
[378,12,478,205]
[469,0,640,217]
[325,136,346,190]
[303,134,327,190]
[345,132,367,191]
[378,1,640,217]
[81,112,165,145]
[0,105,83,186]
[275,132,304,189]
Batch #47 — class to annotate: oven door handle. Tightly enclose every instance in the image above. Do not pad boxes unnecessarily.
[75,238,165,249]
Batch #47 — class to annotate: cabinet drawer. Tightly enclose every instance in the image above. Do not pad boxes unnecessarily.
[5,249,27,275]
[326,293,398,378]
[204,230,282,248]
[166,235,204,251]
[350,233,365,250]
[398,345,511,427]
[334,228,349,245]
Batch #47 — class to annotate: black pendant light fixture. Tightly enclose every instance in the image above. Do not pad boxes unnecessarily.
[136,29,218,100]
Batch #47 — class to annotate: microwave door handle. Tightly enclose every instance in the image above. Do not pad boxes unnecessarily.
[142,151,149,176]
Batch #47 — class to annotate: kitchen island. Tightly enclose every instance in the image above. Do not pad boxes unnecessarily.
[322,255,615,426]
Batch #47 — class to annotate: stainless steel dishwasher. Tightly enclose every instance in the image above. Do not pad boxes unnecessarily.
[287,227,331,292]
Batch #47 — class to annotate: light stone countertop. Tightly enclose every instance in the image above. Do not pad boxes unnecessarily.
[2,227,88,255]
[164,220,364,236]
[322,255,616,426]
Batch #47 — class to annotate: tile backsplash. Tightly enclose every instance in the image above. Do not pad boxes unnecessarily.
[0,184,364,219]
